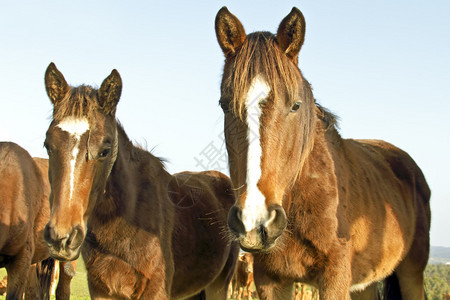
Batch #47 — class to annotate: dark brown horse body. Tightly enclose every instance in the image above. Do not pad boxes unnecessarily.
[0,142,73,299]
[43,63,238,299]
[215,7,431,299]
[169,171,239,299]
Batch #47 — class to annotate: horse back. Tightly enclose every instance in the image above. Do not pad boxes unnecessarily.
[346,138,430,216]
[171,170,235,208]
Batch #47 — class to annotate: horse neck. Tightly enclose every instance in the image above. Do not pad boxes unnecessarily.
[92,124,171,221]
[288,116,341,215]
[283,117,342,252]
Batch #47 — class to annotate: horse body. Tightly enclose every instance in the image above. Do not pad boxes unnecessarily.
[0,143,46,260]
[43,63,238,299]
[0,142,49,299]
[170,171,238,299]
[0,142,72,299]
[215,7,430,299]
[249,131,429,297]
[331,138,429,287]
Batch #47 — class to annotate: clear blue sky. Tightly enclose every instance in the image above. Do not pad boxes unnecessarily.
[1,1,449,247]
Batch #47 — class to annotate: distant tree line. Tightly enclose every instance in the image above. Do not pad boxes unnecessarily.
[425,264,450,300]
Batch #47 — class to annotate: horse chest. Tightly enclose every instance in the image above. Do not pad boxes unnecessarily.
[87,221,162,259]
[256,241,319,283]
[83,227,169,290]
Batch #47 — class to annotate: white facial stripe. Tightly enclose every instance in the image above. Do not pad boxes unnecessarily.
[68,144,79,201]
[57,117,89,203]
[57,118,90,138]
[242,76,270,232]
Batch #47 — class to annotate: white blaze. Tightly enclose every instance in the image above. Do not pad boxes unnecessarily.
[242,76,270,232]
[57,117,89,202]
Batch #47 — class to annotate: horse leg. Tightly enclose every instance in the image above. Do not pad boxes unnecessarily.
[318,248,352,300]
[392,213,429,300]
[24,264,41,300]
[50,260,60,297]
[5,246,33,300]
[55,261,76,300]
[227,280,233,299]
[318,273,351,300]
[253,265,294,300]
[246,281,252,300]
[393,257,427,300]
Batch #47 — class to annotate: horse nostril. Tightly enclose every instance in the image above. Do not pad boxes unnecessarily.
[44,223,57,244]
[228,205,246,236]
[258,224,268,244]
[67,225,85,249]
[265,205,287,239]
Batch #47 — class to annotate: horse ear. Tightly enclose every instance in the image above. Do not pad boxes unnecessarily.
[215,7,246,58]
[277,7,306,61]
[98,69,122,115]
[45,62,70,105]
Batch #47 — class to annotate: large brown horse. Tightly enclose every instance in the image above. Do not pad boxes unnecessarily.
[215,7,431,300]
[42,63,239,299]
[0,142,73,299]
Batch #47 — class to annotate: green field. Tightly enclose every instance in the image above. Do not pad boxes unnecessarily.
[0,261,447,299]
[0,257,89,300]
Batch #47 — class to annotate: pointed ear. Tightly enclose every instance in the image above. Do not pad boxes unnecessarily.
[215,7,246,58]
[45,62,70,105]
[277,7,306,61]
[98,69,122,115]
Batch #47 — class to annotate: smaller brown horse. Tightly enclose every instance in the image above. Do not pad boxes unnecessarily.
[43,63,239,299]
[0,142,73,299]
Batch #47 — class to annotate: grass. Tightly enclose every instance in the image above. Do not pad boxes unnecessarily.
[0,264,271,299]
[0,262,316,300]
[0,257,89,300]
[0,258,258,299]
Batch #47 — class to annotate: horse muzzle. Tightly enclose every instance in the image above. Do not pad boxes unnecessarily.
[43,223,85,261]
[228,204,287,252]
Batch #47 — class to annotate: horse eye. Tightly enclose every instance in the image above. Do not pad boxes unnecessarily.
[98,148,111,159]
[290,101,302,113]
[44,142,53,155]
[259,99,267,109]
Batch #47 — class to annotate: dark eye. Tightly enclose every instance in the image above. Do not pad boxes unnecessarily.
[290,101,302,113]
[219,99,230,113]
[44,142,53,155]
[259,99,267,109]
[98,148,111,159]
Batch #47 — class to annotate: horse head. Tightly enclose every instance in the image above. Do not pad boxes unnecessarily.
[43,63,122,261]
[216,7,316,252]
